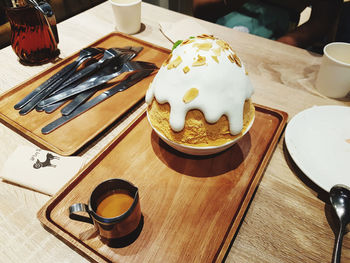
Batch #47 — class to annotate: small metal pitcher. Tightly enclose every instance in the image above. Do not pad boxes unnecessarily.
[69,178,142,245]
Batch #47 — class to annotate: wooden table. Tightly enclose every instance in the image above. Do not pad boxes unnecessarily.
[0,2,349,262]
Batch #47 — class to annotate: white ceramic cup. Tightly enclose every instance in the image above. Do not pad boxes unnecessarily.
[109,0,141,35]
[315,42,350,99]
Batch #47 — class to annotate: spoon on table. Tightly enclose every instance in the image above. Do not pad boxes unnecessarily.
[330,184,350,263]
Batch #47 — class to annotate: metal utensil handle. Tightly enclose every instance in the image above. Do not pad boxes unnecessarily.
[35,79,82,111]
[333,223,345,263]
[38,73,106,107]
[14,61,77,110]
[52,49,116,94]
[44,100,67,113]
[41,69,154,134]
[69,203,93,224]
[38,59,127,107]
[61,89,97,116]
[60,51,141,116]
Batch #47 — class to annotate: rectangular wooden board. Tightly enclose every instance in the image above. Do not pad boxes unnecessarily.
[38,104,288,262]
[0,33,169,155]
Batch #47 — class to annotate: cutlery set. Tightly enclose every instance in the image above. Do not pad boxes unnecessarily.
[41,70,154,134]
[13,46,158,134]
[14,47,104,113]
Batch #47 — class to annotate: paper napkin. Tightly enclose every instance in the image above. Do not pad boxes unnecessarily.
[159,18,212,43]
[1,146,85,196]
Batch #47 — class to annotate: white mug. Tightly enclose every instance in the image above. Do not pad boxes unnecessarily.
[109,0,141,35]
[315,42,350,99]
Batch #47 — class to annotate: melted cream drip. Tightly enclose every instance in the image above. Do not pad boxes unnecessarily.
[146,36,254,135]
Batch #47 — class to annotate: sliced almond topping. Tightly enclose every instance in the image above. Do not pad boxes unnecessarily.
[167,56,182,69]
[228,54,235,63]
[183,66,190,74]
[213,47,222,56]
[192,54,206,66]
[193,42,212,51]
[162,53,172,67]
[216,39,230,50]
[198,34,215,39]
[233,54,242,67]
[183,88,199,103]
[211,55,219,63]
[181,39,195,45]
[216,39,225,48]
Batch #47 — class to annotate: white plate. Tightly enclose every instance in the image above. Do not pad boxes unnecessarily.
[147,111,254,156]
[285,105,350,192]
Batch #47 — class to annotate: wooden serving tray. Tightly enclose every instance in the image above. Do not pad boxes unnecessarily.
[38,104,288,263]
[0,33,169,155]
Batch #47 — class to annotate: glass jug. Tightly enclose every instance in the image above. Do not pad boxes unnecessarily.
[6,1,59,64]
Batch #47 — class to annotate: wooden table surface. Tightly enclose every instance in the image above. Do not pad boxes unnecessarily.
[0,2,349,262]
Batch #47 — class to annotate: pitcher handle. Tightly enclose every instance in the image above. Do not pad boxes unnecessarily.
[28,0,59,44]
[69,203,93,224]
[38,1,59,43]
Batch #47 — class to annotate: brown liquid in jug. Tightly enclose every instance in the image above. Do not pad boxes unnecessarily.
[96,191,134,218]
[6,5,58,64]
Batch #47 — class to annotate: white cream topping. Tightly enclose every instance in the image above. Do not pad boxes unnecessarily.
[145,36,254,135]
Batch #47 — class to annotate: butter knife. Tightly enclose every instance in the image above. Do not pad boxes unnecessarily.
[38,61,157,108]
[43,48,121,93]
[36,47,143,114]
[60,47,142,116]
[14,47,103,110]
[56,47,142,91]
[41,69,154,134]
[17,48,120,115]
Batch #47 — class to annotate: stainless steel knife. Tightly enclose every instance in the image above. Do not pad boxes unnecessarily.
[14,47,103,110]
[35,47,144,114]
[60,48,142,116]
[41,69,154,134]
[38,61,157,108]
[55,48,139,92]
[17,48,121,115]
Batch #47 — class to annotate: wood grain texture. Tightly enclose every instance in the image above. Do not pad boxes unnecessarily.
[0,2,350,262]
[38,105,287,262]
[0,33,169,155]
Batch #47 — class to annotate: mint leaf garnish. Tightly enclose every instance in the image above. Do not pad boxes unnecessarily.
[172,40,183,51]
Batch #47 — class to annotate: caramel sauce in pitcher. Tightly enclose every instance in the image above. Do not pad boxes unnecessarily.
[96,191,134,218]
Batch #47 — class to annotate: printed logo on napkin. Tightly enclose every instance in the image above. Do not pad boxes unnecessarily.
[1,146,85,196]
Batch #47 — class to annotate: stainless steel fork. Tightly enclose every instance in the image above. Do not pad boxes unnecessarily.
[36,47,144,114]
[37,59,157,108]
[60,52,139,116]
[14,47,104,111]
